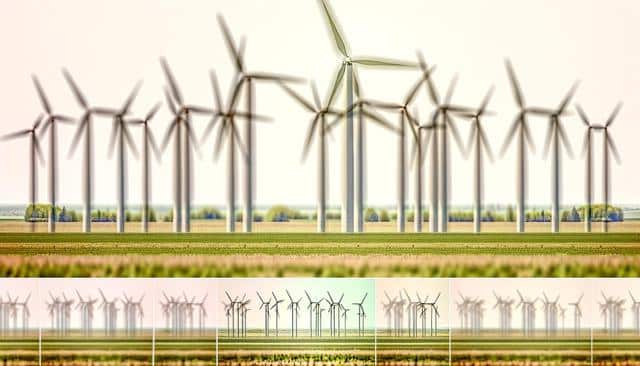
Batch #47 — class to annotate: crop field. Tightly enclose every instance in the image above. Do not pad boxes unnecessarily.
[1,223,639,277]
[41,332,152,366]
[0,222,638,277]
[593,332,640,366]
[451,332,593,366]
[219,331,375,366]
[154,331,216,366]
[376,334,449,366]
[0,333,39,366]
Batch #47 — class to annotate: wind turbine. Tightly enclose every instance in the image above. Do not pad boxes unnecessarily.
[217,14,303,232]
[107,82,142,233]
[424,72,473,232]
[257,292,271,336]
[352,293,367,336]
[501,60,550,233]
[1,115,43,232]
[575,105,597,232]
[460,87,495,233]
[279,81,342,232]
[599,104,622,232]
[126,104,162,232]
[569,294,583,337]
[363,76,426,232]
[271,291,284,337]
[201,71,270,232]
[32,75,74,232]
[317,0,415,232]
[160,58,214,233]
[542,83,579,233]
[63,69,116,233]
[286,290,302,337]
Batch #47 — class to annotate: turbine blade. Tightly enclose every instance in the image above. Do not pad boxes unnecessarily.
[558,123,573,159]
[0,129,31,141]
[542,123,553,158]
[499,118,519,157]
[325,63,346,108]
[145,103,162,122]
[352,66,361,98]
[318,0,350,57]
[504,59,524,108]
[32,75,51,114]
[107,121,119,158]
[404,77,424,106]
[279,82,316,113]
[479,126,494,162]
[123,124,139,159]
[160,58,183,104]
[607,134,621,164]
[68,116,88,158]
[214,119,229,159]
[209,70,224,112]
[164,88,178,115]
[62,69,88,108]
[351,57,416,68]
[478,86,494,115]
[148,128,162,162]
[556,81,579,114]
[216,14,244,72]
[311,81,322,111]
[120,81,142,115]
[444,74,458,105]
[606,102,623,127]
[201,115,221,146]
[446,114,465,153]
[361,109,396,132]
[247,72,304,83]
[301,114,320,162]
[160,119,178,152]
[575,104,590,127]
[522,118,536,153]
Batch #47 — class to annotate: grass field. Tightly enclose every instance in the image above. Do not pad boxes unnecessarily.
[0,221,638,277]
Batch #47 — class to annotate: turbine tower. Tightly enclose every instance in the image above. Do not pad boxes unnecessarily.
[160,58,214,233]
[202,71,269,232]
[317,0,415,232]
[424,74,473,232]
[217,14,303,232]
[542,83,578,233]
[63,69,117,233]
[599,104,622,233]
[460,87,495,233]
[108,82,142,233]
[126,104,162,232]
[575,105,596,232]
[502,60,550,233]
[1,116,44,232]
[279,81,342,232]
[32,76,73,233]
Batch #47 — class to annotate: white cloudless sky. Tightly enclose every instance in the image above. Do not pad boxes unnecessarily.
[0,0,638,208]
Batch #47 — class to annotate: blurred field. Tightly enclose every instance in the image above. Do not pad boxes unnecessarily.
[2,219,640,233]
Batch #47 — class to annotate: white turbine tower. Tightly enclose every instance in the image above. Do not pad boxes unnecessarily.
[317,0,415,233]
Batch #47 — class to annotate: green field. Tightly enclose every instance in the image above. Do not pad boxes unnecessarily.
[1,232,639,277]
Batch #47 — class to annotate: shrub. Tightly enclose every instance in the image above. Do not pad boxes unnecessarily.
[364,208,378,222]
[265,205,304,222]
[379,209,390,222]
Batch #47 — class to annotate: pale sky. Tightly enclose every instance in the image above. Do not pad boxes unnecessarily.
[0,0,638,208]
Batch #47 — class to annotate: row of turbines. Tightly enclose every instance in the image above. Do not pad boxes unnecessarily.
[381,290,441,337]
[457,290,640,337]
[0,293,31,335]
[1,1,624,236]
[223,290,369,338]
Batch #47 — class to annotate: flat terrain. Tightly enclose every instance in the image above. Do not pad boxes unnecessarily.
[0,221,638,277]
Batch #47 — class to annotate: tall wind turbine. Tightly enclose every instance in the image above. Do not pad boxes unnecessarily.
[63,69,116,233]
[599,104,622,233]
[1,115,43,232]
[575,105,596,232]
[126,104,162,232]
[279,81,342,232]
[460,87,494,233]
[424,74,473,232]
[202,71,269,232]
[317,0,415,232]
[542,83,578,233]
[501,60,549,233]
[32,76,74,233]
[217,14,303,233]
[160,59,214,233]
[107,82,142,233]
[363,76,427,232]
